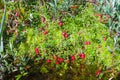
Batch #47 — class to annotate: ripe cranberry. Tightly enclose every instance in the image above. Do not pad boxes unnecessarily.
[71,55,75,61]
[64,33,69,38]
[79,53,85,59]
[84,41,91,45]
[41,16,46,23]
[60,58,64,62]
[57,57,60,61]
[58,21,63,27]
[56,61,59,65]
[96,69,101,76]
[46,59,51,63]
[62,32,69,38]
[88,42,91,45]
[84,42,87,45]
[43,30,48,35]
[15,12,19,17]
[57,57,64,63]
[35,48,39,55]
[103,37,107,41]
[62,32,66,36]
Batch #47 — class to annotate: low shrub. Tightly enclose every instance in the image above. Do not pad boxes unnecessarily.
[1,1,120,80]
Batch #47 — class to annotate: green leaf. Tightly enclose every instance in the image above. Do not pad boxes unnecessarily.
[48,2,54,7]
[0,0,6,53]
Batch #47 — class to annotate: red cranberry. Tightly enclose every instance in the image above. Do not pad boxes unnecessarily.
[64,33,69,38]
[58,21,63,27]
[84,41,91,45]
[71,55,75,61]
[46,59,51,63]
[15,12,19,17]
[41,16,46,23]
[35,48,39,55]
[56,61,59,65]
[62,32,66,36]
[96,69,101,76]
[103,37,107,41]
[62,32,69,38]
[43,30,48,35]
[57,57,64,63]
[79,53,85,59]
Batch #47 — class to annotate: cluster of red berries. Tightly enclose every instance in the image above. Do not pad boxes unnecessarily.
[35,48,85,63]
[40,19,69,38]
[35,48,101,76]
[71,53,85,61]
[55,57,64,65]
[62,32,69,38]
[39,27,49,35]
[34,16,104,77]
[40,16,49,35]
[58,21,69,38]
[46,57,64,65]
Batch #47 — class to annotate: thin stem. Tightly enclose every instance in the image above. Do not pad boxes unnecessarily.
[0,0,6,53]
[42,0,46,7]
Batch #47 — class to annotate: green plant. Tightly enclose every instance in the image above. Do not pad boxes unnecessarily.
[47,0,73,16]
[95,0,120,29]
[2,1,120,79]
[46,0,87,18]
[0,0,6,53]
[0,0,7,79]
[94,0,120,79]
[3,3,119,79]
